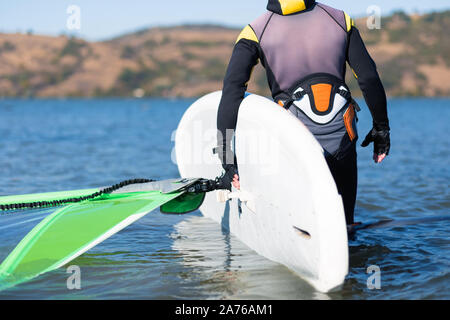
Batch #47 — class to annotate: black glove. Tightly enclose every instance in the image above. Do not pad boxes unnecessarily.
[215,131,238,190]
[215,164,238,191]
[361,127,390,155]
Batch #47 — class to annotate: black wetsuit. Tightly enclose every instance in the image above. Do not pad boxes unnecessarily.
[217,0,390,224]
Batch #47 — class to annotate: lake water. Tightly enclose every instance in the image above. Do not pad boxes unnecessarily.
[0,97,448,300]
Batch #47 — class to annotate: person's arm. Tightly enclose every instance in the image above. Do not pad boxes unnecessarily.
[217,25,260,173]
[347,27,389,130]
[347,26,391,162]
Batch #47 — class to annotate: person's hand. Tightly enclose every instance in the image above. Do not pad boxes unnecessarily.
[373,153,386,163]
[215,165,238,191]
[232,174,240,190]
[361,127,390,164]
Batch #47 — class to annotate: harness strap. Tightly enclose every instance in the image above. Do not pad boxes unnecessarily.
[293,90,308,100]
[278,90,308,110]
[338,89,351,100]
[279,88,352,111]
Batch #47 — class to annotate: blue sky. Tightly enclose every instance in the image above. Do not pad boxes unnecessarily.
[1,0,449,41]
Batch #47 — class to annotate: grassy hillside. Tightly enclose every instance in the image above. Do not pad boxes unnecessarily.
[0,11,449,98]
[348,10,450,97]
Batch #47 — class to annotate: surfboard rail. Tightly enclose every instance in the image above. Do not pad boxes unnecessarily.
[175,91,349,292]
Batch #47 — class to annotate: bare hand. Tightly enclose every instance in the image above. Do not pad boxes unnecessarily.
[373,153,387,163]
[232,174,240,190]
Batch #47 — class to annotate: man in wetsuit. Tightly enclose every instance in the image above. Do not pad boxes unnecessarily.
[216,0,391,225]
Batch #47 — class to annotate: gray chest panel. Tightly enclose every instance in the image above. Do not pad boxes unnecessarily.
[251,4,348,91]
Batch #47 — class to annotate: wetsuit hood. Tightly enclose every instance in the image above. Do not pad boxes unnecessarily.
[267,0,316,15]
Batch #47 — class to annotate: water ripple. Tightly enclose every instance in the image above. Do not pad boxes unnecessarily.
[0,98,448,299]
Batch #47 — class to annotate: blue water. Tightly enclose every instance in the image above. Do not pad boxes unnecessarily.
[0,97,448,299]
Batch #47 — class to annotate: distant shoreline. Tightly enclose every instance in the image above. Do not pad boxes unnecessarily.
[1,10,449,98]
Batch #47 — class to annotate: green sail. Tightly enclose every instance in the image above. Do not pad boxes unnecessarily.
[0,190,183,290]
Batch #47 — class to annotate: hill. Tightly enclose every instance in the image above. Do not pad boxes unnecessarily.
[0,11,449,98]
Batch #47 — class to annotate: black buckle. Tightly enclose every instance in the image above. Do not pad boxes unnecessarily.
[338,89,351,100]
[293,90,307,100]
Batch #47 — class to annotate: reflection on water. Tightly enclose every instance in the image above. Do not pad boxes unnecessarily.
[171,215,330,300]
[0,98,448,299]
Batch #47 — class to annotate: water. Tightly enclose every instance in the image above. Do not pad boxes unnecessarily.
[0,97,448,300]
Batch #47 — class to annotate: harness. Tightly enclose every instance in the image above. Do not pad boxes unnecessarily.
[277,73,360,157]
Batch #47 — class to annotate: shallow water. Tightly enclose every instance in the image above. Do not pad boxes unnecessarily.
[0,97,448,299]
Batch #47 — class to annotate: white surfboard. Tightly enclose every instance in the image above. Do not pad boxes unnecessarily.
[175,91,348,292]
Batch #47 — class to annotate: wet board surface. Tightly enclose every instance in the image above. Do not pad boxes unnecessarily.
[175,91,349,292]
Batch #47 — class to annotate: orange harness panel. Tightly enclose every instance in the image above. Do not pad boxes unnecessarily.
[343,104,356,141]
[311,83,332,112]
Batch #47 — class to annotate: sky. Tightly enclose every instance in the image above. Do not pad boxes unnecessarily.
[1,0,449,41]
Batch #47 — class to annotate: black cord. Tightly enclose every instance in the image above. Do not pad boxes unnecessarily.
[0,178,154,213]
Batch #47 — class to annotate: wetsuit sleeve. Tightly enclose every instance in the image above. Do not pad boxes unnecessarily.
[217,35,260,167]
[347,27,390,131]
